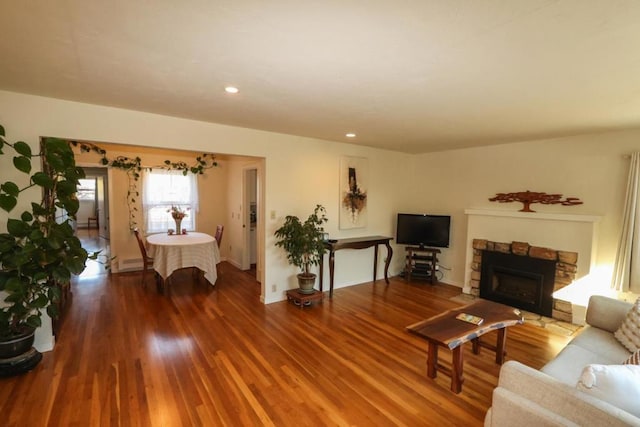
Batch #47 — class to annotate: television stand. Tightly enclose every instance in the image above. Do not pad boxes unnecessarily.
[405,247,440,284]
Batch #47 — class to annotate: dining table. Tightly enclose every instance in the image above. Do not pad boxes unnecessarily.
[146,231,221,286]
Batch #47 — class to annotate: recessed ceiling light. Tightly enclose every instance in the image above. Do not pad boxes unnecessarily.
[225,86,239,94]
[345,133,356,138]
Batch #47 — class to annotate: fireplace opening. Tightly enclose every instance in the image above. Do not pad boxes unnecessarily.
[480,250,556,317]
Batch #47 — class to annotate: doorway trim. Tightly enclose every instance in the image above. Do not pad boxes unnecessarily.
[241,161,265,299]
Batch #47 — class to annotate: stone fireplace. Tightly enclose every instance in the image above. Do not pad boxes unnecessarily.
[470,239,578,320]
[464,209,600,324]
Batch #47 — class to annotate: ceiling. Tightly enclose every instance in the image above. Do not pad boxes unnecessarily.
[1,1,639,154]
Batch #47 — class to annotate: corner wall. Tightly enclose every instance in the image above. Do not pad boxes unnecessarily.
[410,129,640,291]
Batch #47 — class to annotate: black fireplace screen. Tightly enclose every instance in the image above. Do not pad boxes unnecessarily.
[480,250,556,317]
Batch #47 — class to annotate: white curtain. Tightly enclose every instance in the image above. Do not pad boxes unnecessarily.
[142,169,199,233]
[611,152,640,293]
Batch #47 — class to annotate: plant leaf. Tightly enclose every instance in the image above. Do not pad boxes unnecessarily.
[0,194,17,212]
[13,141,32,157]
[46,304,59,318]
[47,234,63,249]
[13,156,32,173]
[33,272,48,283]
[26,315,42,328]
[56,180,77,197]
[64,256,86,275]
[31,202,48,216]
[62,197,79,215]
[7,218,30,237]
[31,172,54,189]
[32,294,49,309]
[48,286,61,301]
[1,181,20,197]
[4,278,24,293]
[53,267,71,283]
[0,234,15,252]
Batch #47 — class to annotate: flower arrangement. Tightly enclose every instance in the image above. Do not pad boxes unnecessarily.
[343,185,367,217]
[168,205,189,220]
[343,172,367,223]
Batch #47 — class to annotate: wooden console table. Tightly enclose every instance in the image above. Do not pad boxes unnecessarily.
[318,235,393,297]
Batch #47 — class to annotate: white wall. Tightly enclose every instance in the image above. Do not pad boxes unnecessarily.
[77,199,95,228]
[411,129,639,290]
[0,90,413,309]
[2,89,637,351]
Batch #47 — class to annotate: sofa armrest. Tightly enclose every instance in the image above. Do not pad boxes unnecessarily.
[585,295,633,332]
[489,388,579,427]
[490,361,640,426]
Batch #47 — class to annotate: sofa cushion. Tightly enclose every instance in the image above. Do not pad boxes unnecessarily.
[570,325,632,362]
[541,325,631,386]
[541,344,623,386]
[614,297,640,352]
[586,295,633,332]
[625,349,640,365]
[577,364,640,417]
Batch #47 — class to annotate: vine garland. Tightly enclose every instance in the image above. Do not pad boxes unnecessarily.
[70,141,218,229]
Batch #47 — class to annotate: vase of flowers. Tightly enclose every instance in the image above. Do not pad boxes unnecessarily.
[168,205,189,234]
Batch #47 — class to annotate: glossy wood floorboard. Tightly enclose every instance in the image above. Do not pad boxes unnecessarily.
[0,263,573,426]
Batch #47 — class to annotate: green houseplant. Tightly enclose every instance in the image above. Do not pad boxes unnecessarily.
[274,205,328,294]
[0,123,92,375]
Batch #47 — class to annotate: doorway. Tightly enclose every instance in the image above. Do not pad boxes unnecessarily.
[242,166,259,279]
[81,167,110,239]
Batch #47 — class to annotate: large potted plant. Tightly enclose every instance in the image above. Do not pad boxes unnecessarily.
[274,205,328,294]
[0,123,92,376]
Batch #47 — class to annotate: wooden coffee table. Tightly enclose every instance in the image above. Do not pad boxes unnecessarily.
[407,299,523,393]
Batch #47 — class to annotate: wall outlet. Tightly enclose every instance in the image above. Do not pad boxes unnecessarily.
[271,284,277,292]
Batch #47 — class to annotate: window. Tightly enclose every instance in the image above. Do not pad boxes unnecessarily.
[77,178,96,201]
[142,169,199,233]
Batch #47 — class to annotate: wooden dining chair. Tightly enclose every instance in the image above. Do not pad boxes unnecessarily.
[215,225,224,247]
[133,228,162,292]
[214,225,224,277]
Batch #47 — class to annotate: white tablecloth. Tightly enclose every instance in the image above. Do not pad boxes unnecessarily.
[146,232,221,285]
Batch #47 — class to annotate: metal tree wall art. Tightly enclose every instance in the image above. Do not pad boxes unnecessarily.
[489,191,583,212]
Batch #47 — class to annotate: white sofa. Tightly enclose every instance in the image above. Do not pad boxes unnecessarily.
[484,295,640,426]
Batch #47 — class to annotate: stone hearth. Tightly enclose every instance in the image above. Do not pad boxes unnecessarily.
[470,239,578,322]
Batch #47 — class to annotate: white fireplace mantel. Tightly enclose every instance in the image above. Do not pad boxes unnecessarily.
[463,208,601,294]
[464,209,601,224]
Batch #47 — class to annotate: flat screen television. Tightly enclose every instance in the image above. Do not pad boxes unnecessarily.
[396,213,451,248]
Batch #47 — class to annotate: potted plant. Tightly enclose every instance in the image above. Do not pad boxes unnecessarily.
[0,123,93,376]
[274,205,328,294]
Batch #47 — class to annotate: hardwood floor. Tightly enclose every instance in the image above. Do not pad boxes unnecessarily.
[0,264,572,426]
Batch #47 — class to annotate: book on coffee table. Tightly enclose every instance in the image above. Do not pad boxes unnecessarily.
[456,313,484,325]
